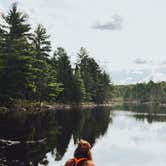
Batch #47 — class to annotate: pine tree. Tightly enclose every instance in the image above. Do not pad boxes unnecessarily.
[0,3,113,106]
[31,24,62,102]
[31,24,51,60]
[77,47,112,103]
[0,3,35,100]
[0,22,6,71]
[72,66,86,103]
[95,71,112,103]
[53,47,74,103]
[0,22,8,104]
[77,47,93,101]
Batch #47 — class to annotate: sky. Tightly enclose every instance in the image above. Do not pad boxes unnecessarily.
[1,0,166,84]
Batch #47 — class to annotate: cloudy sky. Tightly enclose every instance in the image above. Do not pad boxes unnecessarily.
[1,0,166,84]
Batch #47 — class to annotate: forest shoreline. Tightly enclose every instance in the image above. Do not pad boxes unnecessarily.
[0,100,166,112]
[0,102,114,112]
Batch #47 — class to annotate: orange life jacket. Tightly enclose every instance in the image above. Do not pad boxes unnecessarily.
[72,157,87,166]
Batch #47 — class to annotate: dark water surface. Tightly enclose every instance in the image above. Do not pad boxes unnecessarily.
[0,104,166,166]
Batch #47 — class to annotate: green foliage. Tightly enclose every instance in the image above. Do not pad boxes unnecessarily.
[77,47,113,103]
[30,24,62,102]
[0,3,35,99]
[72,66,86,102]
[116,81,166,104]
[4,3,31,38]
[52,47,74,103]
[31,24,51,60]
[0,3,112,106]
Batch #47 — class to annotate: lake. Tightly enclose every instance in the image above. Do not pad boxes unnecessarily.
[0,104,166,166]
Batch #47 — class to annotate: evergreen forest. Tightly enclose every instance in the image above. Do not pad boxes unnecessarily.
[0,3,113,108]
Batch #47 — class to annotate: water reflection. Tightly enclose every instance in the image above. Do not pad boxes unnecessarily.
[0,107,111,166]
[133,113,166,123]
[112,103,166,123]
[1,105,166,166]
[113,103,166,114]
[93,109,166,166]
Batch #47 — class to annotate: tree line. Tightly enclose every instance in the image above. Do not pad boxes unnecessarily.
[0,3,113,106]
[115,81,166,104]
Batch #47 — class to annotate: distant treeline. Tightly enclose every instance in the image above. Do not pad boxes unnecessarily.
[0,3,113,106]
[115,81,166,103]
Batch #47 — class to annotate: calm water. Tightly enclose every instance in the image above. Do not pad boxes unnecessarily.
[0,104,166,166]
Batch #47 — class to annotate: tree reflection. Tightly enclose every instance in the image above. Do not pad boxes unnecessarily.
[133,113,166,123]
[0,107,111,165]
[112,103,166,123]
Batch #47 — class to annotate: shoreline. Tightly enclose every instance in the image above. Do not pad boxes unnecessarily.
[0,100,166,112]
[0,102,115,112]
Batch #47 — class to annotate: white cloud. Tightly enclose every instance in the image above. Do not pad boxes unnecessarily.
[139,71,166,83]
[160,61,166,66]
[133,58,148,65]
[92,15,123,30]
[131,70,144,75]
